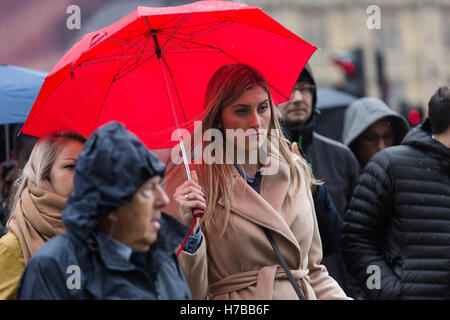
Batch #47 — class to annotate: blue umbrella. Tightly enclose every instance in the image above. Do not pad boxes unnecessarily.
[0,64,47,161]
[0,64,47,124]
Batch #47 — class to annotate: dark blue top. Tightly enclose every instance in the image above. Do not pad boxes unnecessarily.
[234,163,263,193]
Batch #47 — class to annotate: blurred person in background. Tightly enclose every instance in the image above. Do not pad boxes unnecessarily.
[18,122,192,299]
[341,85,450,299]
[343,97,410,168]
[0,125,38,237]
[0,131,85,299]
[278,65,360,298]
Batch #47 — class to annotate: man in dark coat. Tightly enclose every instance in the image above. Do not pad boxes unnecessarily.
[278,65,361,298]
[341,85,450,299]
[17,122,192,299]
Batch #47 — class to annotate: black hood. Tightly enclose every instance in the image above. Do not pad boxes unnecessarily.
[297,64,317,109]
[62,121,166,239]
[402,118,450,167]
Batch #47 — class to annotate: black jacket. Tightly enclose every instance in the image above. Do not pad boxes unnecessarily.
[284,115,361,216]
[283,114,361,298]
[341,119,450,299]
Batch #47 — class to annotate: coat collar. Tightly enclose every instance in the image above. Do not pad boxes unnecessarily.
[218,151,301,252]
[96,232,136,272]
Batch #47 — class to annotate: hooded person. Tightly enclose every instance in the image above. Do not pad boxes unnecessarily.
[341,85,450,299]
[17,121,192,299]
[343,97,410,167]
[277,65,361,298]
[278,65,360,221]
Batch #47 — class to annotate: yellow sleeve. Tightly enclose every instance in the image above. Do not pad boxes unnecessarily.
[0,232,25,300]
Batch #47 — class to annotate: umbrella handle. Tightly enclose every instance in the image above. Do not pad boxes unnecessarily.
[176,208,205,256]
[192,208,204,219]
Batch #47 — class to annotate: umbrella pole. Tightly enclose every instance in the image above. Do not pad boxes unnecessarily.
[152,31,204,255]
[151,30,192,179]
[157,58,192,179]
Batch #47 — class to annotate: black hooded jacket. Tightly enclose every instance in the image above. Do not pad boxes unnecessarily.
[282,66,361,298]
[17,122,192,299]
[284,114,360,216]
[341,119,450,299]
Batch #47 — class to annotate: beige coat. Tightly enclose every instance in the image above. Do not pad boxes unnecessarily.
[163,153,349,300]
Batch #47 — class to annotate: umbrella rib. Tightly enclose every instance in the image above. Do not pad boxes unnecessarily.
[144,16,153,34]
[155,21,230,51]
[157,20,228,34]
[108,30,149,44]
[104,34,147,64]
[81,51,135,64]
[135,32,151,67]
[79,32,147,66]
[113,53,155,82]
[79,52,156,66]
[160,21,234,52]
[152,12,185,31]
[105,48,140,82]
[160,35,240,62]
[154,32,191,50]
[107,38,154,52]
[163,49,221,54]
[157,33,222,52]
[77,39,140,65]
[157,21,227,45]
[160,13,191,51]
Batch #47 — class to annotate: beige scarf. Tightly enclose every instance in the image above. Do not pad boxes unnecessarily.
[7,180,67,263]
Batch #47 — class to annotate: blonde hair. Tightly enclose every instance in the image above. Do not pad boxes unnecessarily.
[192,64,316,236]
[11,131,86,212]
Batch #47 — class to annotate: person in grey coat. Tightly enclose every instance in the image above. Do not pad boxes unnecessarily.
[343,97,410,168]
[17,122,192,299]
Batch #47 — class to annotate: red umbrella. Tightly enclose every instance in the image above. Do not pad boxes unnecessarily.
[22,0,316,148]
[21,0,316,253]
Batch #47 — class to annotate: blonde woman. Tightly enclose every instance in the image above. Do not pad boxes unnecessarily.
[0,131,85,299]
[163,64,349,300]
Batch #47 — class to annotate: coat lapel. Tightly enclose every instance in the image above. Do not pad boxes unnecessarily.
[219,154,300,252]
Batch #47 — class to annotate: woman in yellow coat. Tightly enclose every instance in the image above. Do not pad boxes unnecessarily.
[0,131,85,299]
[163,64,349,300]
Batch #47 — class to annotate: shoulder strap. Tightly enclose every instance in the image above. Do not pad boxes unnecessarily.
[262,227,306,300]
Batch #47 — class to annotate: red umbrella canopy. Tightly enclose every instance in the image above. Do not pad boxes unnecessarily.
[22,0,316,149]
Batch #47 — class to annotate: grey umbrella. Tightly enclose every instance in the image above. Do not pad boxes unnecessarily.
[315,88,357,142]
